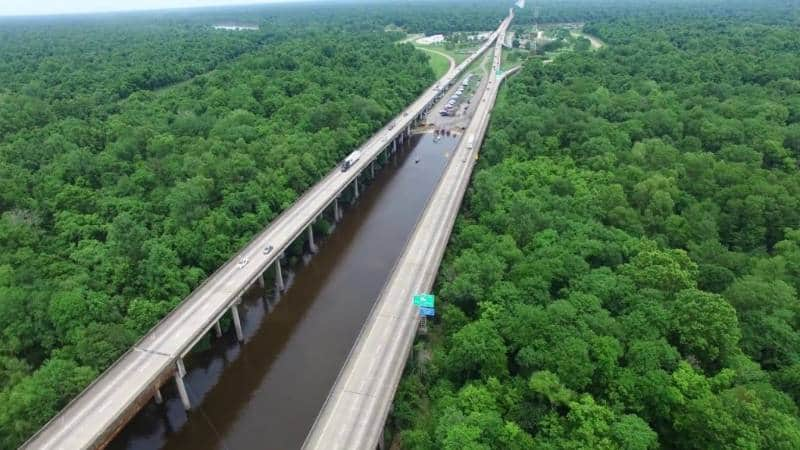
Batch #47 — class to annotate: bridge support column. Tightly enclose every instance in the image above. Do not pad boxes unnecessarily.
[174,359,191,410]
[307,225,317,253]
[353,178,359,200]
[377,428,386,450]
[214,320,222,338]
[231,301,244,342]
[392,139,397,153]
[154,387,163,405]
[370,161,375,179]
[258,273,265,288]
[275,260,285,292]
[333,197,341,222]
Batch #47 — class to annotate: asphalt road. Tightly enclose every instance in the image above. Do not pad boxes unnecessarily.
[302,10,514,450]
[23,28,500,450]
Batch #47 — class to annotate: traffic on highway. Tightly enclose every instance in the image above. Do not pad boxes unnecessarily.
[303,9,514,450]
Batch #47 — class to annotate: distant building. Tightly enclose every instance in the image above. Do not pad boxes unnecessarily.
[213,24,259,31]
[467,32,491,41]
[416,34,445,45]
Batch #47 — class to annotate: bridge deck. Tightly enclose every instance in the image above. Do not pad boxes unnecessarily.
[303,12,513,450]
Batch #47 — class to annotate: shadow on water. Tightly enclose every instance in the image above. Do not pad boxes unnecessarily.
[109,132,460,450]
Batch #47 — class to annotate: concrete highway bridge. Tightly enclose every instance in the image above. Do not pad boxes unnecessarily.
[303,10,514,450]
[22,16,505,450]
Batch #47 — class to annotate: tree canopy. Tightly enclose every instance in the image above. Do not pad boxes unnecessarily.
[393,1,800,448]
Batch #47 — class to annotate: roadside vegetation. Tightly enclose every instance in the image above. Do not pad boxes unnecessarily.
[393,1,800,448]
[419,48,452,78]
[414,41,480,66]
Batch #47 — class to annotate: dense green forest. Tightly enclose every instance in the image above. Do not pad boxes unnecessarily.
[393,2,800,449]
[0,2,442,446]
[4,0,800,448]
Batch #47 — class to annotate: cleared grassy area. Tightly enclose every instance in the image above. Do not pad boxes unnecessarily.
[414,42,477,65]
[424,50,451,78]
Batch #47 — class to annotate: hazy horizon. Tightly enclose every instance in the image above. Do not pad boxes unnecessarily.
[0,0,305,17]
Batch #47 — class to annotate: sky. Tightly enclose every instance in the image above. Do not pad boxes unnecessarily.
[0,0,302,17]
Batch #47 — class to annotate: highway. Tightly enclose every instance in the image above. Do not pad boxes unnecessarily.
[303,10,514,450]
[22,25,502,450]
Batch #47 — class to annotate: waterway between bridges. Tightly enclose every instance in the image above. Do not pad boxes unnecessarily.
[109,132,456,450]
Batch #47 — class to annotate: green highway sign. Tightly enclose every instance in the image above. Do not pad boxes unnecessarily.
[412,294,435,308]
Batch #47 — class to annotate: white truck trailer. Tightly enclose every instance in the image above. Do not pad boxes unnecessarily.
[341,150,362,171]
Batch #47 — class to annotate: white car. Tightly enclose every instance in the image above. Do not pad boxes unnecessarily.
[236,256,249,268]
[263,244,274,255]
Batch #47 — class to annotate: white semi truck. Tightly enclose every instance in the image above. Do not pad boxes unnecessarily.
[341,150,362,172]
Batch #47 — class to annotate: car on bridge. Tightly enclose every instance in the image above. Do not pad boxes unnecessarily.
[236,256,249,268]
[263,244,274,255]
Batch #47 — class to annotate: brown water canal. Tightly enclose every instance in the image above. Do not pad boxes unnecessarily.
[109,132,458,450]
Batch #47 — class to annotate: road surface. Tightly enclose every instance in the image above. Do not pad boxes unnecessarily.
[303,10,514,450]
[23,27,501,450]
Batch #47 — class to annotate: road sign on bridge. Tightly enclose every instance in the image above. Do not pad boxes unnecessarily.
[412,293,435,308]
[419,307,435,317]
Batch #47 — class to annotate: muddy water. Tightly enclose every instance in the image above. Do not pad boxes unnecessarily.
[109,132,458,450]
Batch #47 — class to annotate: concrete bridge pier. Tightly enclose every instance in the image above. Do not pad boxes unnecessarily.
[213,320,222,338]
[333,197,341,222]
[275,259,285,292]
[153,388,163,405]
[370,160,375,179]
[392,139,397,153]
[231,300,244,342]
[353,177,360,200]
[174,359,191,410]
[258,273,265,289]
[377,428,386,450]
[307,224,318,253]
